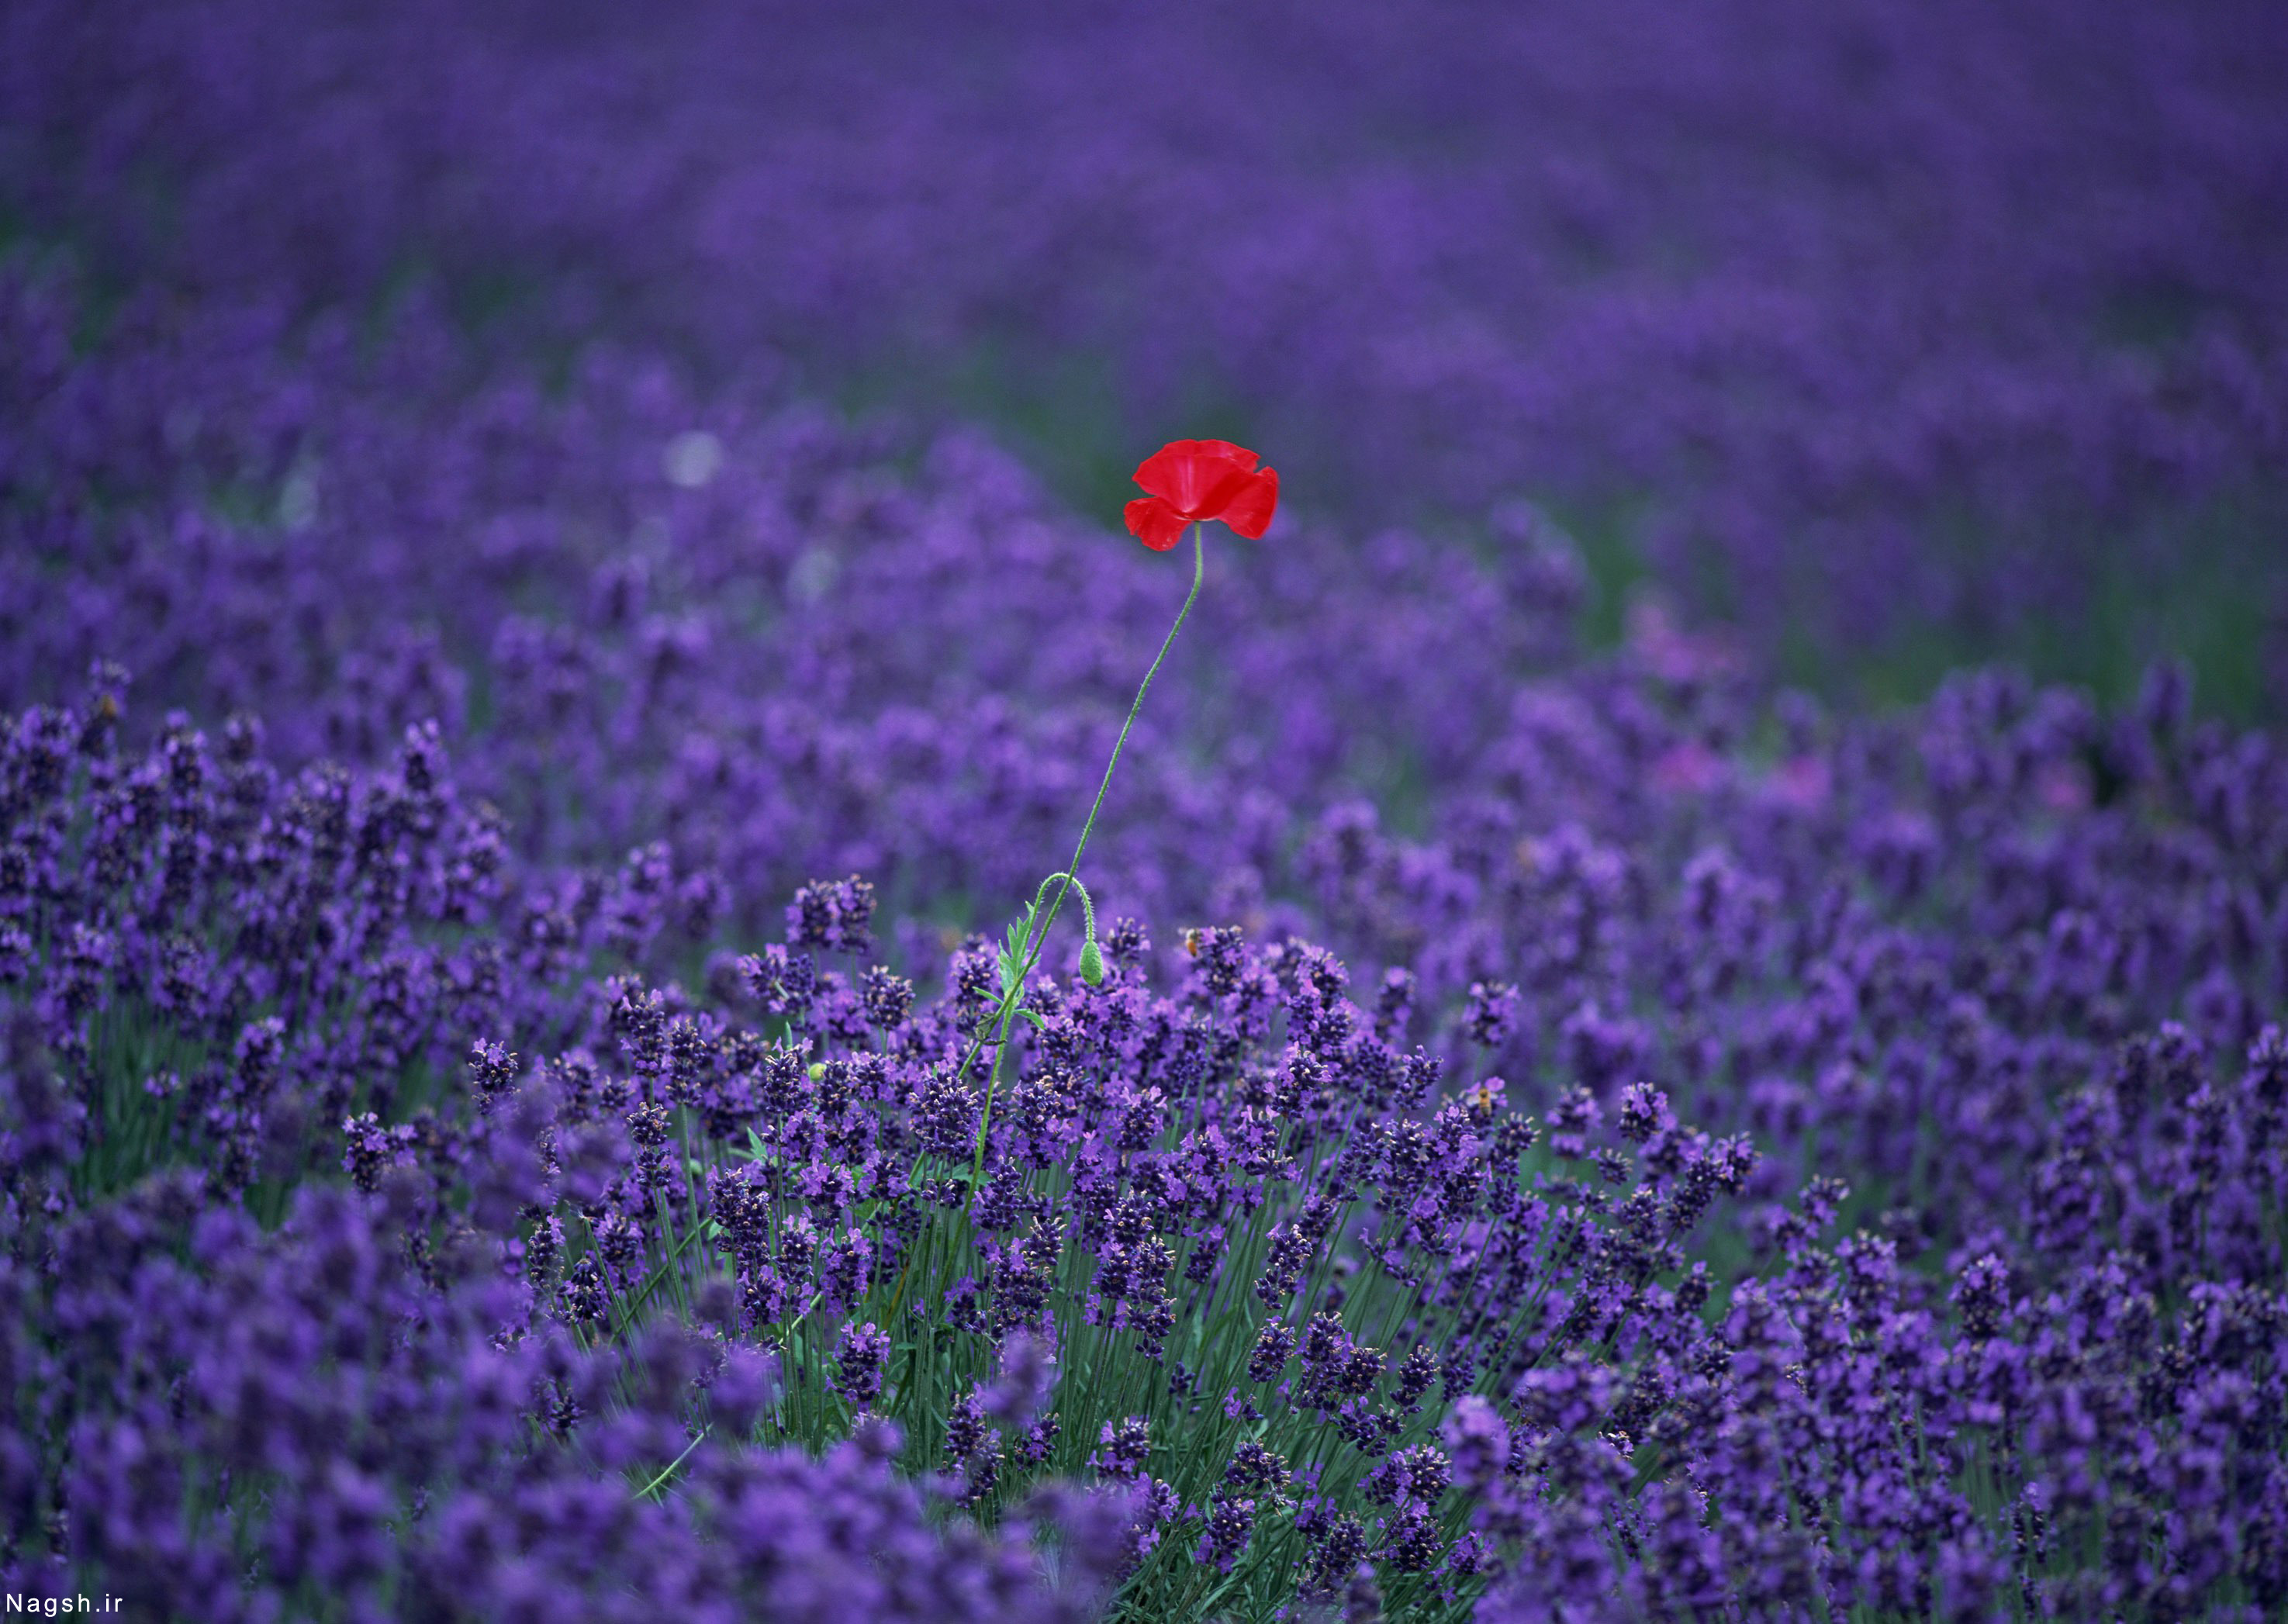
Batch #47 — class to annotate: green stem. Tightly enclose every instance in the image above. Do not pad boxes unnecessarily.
[878,521,1209,1450]
[1028,870,1097,951]
[961,521,1208,1114]
[634,1425,710,1501]
[1036,520,1204,941]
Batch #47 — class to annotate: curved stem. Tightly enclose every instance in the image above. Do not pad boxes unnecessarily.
[1028,870,1096,948]
[1032,521,1204,950]
[946,521,1207,1204]
[886,523,1208,1331]
[955,521,1207,1094]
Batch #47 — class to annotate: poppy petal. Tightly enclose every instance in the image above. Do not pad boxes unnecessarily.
[1191,439,1260,472]
[1132,444,1216,513]
[1216,467,1279,539]
[1124,495,1190,551]
[1191,463,1259,520]
[1134,439,1260,513]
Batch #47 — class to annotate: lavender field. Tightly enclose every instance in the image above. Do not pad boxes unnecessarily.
[3,2,2287,1619]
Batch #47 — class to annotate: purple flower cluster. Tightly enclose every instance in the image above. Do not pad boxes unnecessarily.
[9,1177,1126,1622]
[5,0,2288,689]
[0,697,1135,1617]
[2,4,2286,1616]
[6,370,2288,1612]
[0,260,1592,947]
[5,660,2284,1615]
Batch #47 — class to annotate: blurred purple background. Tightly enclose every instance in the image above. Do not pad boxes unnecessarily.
[8,0,2286,715]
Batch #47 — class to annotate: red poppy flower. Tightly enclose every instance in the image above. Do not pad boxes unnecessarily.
[1123,439,1279,551]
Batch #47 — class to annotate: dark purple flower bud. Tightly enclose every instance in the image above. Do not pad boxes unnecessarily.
[786,875,877,955]
[1090,1416,1151,1482]
[1381,1505,1443,1573]
[1194,1491,1258,1571]
[1250,1320,1298,1384]
[1254,1223,1312,1310]
[860,966,914,1029]
[1301,1512,1372,1602]
[1615,1082,1675,1144]
[1951,1253,2013,1342]
[1222,1441,1291,1494]
[1102,917,1150,968]
[740,945,817,1023]
[1394,1346,1437,1411]
[466,1038,520,1114]
[1398,1049,1443,1109]
[914,1072,980,1160]
[944,1391,992,1465]
[834,1321,890,1408]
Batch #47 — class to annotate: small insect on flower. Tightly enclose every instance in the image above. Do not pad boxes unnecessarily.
[1123,439,1280,551]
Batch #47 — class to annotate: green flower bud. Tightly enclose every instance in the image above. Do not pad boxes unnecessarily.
[1079,939,1105,986]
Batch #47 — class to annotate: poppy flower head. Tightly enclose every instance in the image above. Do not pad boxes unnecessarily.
[1124,438,1280,550]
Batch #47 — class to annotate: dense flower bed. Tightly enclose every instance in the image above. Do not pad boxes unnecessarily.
[2,591,2284,1616]
[5,2,2288,1617]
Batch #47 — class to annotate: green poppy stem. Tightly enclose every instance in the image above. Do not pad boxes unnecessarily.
[963,520,1206,1135]
[886,522,1209,1332]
